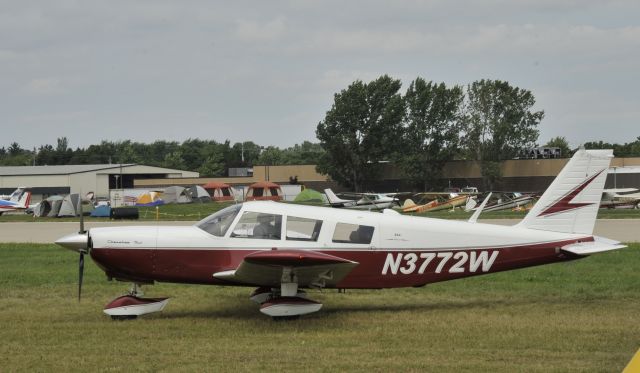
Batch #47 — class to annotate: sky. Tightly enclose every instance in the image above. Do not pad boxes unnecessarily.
[2,0,639,150]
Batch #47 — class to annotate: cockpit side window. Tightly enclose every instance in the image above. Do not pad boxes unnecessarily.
[196,204,242,237]
[231,211,282,240]
[332,223,374,244]
[286,216,323,241]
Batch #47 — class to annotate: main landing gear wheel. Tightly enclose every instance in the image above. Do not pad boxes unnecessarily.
[260,296,322,319]
[111,315,138,321]
[250,268,324,320]
[272,315,300,321]
[103,283,169,320]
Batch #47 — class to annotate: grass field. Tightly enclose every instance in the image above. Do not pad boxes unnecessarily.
[0,201,638,223]
[1,243,638,371]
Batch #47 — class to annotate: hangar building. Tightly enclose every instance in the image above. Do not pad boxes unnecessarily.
[0,164,199,202]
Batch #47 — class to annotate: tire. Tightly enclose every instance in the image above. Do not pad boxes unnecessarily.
[272,315,300,321]
[111,315,138,321]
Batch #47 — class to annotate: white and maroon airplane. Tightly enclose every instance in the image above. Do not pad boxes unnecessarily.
[56,149,625,319]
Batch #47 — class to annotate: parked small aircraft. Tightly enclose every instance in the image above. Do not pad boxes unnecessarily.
[465,192,536,212]
[0,187,31,215]
[600,188,640,209]
[401,192,468,213]
[56,149,624,320]
[324,188,398,210]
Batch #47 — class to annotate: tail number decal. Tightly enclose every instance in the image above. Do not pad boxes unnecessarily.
[382,251,499,275]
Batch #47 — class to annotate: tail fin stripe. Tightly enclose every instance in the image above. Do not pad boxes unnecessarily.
[538,169,604,217]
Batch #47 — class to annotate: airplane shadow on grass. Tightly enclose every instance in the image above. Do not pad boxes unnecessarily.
[159,297,547,322]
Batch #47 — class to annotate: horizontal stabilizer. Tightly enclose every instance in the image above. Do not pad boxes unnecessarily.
[561,236,626,256]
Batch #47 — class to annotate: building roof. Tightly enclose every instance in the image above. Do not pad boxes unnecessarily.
[203,181,232,189]
[248,181,282,188]
[0,164,147,176]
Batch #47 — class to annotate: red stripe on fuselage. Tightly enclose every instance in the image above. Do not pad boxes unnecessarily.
[90,237,592,288]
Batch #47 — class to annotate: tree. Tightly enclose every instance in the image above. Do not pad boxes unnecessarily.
[227,142,261,168]
[279,141,325,165]
[584,137,640,157]
[463,79,543,188]
[162,150,186,170]
[316,75,405,191]
[544,136,571,158]
[117,141,143,164]
[8,142,23,156]
[401,78,464,190]
[257,146,284,165]
[198,147,226,177]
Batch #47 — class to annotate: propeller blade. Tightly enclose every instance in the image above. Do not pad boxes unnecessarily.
[78,252,84,302]
[77,192,85,234]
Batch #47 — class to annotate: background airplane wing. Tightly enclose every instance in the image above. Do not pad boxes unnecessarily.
[213,249,358,289]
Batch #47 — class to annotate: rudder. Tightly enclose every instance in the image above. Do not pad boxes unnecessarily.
[517,148,612,235]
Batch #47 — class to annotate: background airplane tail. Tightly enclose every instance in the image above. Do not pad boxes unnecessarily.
[324,188,342,204]
[17,191,31,209]
[517,149,612,235]
[7,188,31,209]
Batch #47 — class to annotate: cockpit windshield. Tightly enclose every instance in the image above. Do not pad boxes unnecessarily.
[196,203,242,237]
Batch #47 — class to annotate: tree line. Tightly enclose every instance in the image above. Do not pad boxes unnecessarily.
[0,138,324,177]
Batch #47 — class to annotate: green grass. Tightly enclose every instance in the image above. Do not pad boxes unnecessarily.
[1,201,638,223]
[1,243,638,371]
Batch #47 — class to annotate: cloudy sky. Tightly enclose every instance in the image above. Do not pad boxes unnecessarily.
[2,0,639,150]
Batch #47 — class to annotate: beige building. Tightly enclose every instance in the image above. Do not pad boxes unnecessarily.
[135,165,326,188]
[135,157,640,193]
[0,164,199,201]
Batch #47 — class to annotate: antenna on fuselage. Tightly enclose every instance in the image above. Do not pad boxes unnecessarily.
[468,192,492,223]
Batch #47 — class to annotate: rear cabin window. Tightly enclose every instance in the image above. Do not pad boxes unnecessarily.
[269,187,279,196]
[286,216,323,241]
[222,188,231,196]
[332,223,374,244]
[231,211,282,240]
[251,188,264,197]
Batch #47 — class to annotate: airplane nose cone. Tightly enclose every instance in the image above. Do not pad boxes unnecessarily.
[55,233,89,252]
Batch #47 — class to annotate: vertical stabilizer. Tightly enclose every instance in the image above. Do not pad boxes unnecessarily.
[323,188,341,204]
[324,188,352,205]
[517,149,612,234]
[17,191,31,209]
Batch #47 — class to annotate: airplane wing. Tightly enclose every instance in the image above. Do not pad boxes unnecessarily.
[415,192,451,197]
[213,249,358,289]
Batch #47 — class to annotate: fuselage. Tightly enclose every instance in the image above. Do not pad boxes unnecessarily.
[87,201,589,289]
